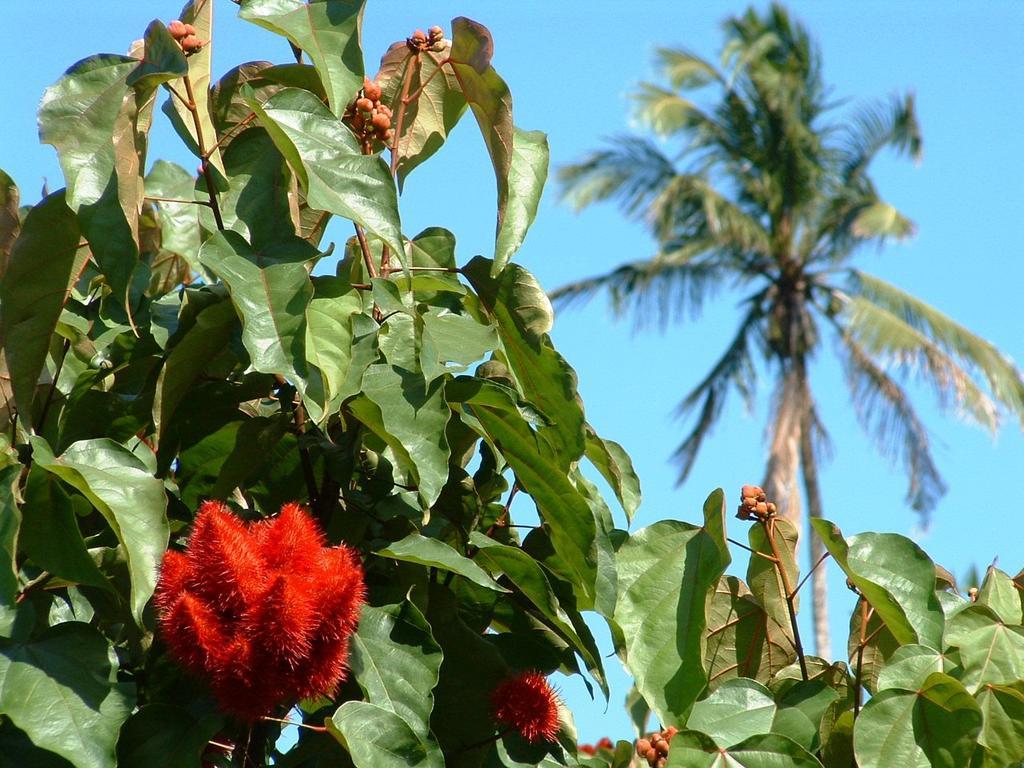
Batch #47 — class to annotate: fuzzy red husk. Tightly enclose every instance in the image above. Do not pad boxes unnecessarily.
[155,502,365,720]
[491,670,562,744]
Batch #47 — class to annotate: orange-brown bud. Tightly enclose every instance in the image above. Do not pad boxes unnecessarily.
[182,23,198,36]
[355,97,373,112]
[371,113,391,131]
[168,20,188,39]
[363,78,382,101]
[636,739,651,755]
[181,35,205,54]
[411,29,427,43]
[428,25,444,41]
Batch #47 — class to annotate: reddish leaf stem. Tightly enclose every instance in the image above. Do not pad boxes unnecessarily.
[762,517,808,680]
[182,74,225,231]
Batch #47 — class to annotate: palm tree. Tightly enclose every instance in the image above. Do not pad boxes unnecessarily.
[555,4,1024,657]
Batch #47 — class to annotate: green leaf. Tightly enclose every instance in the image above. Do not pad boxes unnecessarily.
[239,0,365,118]
[166,0,225,176]
[329,701,443,768]
[847,600,900,694]
[375,40,468,189]
[974,681,1024,768]
[449,19,514,240]
[976,566,1023,625]
[583,426,641,524]
[450,378,598,609]
[20,467,111,592]
[39,55,142,298]
[30,437,168,626]
[350,601,442,739]
[463,256,585,469]
[943,604,1024,692]
[686,679,777,748]
[376,534,506,593]
[666,731,824,767]
[812,520,944,648]
[145,161,205,278]
[0,169,21,275]
[853,672,981,768]
[494,128,548,272]
[358,365,451,508]
[875,644,945,692]
[198,230,326,421]
[152,299,238,442]
[248,87,403,255]
[614,518,728,727]
[305,276,363,420]
[747,517,800,639]
[770,680,840,752]
[209,415,291,500]
[0,466,20,605]
[0,623,135,768]
[0,192,82,421]
[820,707,855,768]
[419,306,498,380]
[116,703,222,768]
[126,21,188,93]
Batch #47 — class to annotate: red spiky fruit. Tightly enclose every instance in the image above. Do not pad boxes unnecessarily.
[155,501,365,720]
[492,670,562,744]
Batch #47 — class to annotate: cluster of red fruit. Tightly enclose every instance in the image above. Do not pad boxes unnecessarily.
[156,501,365,721]
[407,25,446,52]
[345,77,394,147]
[736,484,777,521]
[578,736,614,755]
[636,727,679,768]
[167,19,204,55]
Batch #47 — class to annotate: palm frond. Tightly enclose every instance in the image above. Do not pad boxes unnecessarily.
[848,201,915,240]
[557,136,676,215]
[837,330,945,515]
[548,254,726,331]
[849,271,1024,421]
[655,47,722,90]
[673,301,763,482]
[839,293,1000,432]
[632,83,723,139]
[841,92,922,183]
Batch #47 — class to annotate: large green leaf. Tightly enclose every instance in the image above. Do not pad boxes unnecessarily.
[853,672,981,768]
[812,520,944,648]
[463,257,585,469]
[494,128,548,273]
[665,731,824,767]
[614,514,728,726]
[943,604,1024,692]
[770,679,840,753]
[747,518,800,640]
[126,21,188,93]
[305,276,363,420]
[0,623,135,768]
[974,681,1024,768]
[197,230,326,421]
[0,192,81,421]
[450,377,598,609]
[239,0,365,118]
[359,364,451,508]
[116,703,222,768]
[38,56,142,298]
[20,468,111,592]
[875,644,945,692]
[686,679,777,748]
[165,0,225,176]
[704,575,796,689]
[350,601,441,739]
[152,298,238,441]
[583,426,641,524]
[375,534,506,593]
[0,466,20,605]
[375,39,468,189]
[30,438,168,625]
[449,18,514,240]
[975,566,1022,625]
[144,161,205,278]
[0,170,21,275]
[329,701,443,768]
[248,88,403,255]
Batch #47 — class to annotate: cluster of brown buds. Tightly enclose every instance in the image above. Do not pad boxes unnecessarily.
[408,26,446,52]
[736,484,776,521]
[167,19,205,55]
[345,76,393,147]
[636,727,678,768]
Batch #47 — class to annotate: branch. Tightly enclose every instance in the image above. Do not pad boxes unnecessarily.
[762,517,808,680]
[182,74,225,230]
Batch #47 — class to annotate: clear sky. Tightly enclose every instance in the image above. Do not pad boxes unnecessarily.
[2,0,1023,747]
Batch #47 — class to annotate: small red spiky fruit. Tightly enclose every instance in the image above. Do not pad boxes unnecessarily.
[492,670,562,744]
[156,501,365,721]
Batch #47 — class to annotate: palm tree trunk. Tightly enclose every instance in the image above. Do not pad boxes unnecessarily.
[799,419,831,659]
[763,365,803,526]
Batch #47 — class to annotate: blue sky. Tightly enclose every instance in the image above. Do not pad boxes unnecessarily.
[3,0,1023,746]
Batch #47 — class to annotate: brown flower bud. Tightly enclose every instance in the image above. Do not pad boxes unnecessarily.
[382,128,395,144]
[180,35,205,54]
[377,103,392,117]
[755,501,768,516]
[355,97,373,112]
[371,112,391,131]
[411,29,427,43]
[168,20,188,39]
[655,758,667,768]
[766,502,777,516]
[664,726,678,738]
[741,484,760,500]
[736,504,752,521]
[363,78,382,102]
[429,25,444,41]
[636,739,651,755]
[182,23,198,36]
